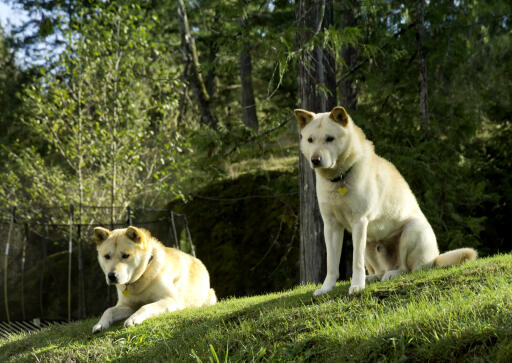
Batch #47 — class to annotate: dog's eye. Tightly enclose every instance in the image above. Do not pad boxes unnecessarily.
[122,253,130,259]
[307,137,313,143]
[104,254,111,260]
[326,136,334,142]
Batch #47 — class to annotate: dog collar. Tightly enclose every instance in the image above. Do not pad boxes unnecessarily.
[122,254,154,297]
[329,165,353,183]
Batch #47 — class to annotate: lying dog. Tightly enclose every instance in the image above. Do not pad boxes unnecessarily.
[295,106,477,295]
[92,226,216,333]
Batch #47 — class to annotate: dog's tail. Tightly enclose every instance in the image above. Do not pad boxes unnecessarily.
[204,288,217,306]
[433,248,478,267]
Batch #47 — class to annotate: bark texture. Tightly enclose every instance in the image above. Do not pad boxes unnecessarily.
[177,0,216,129]
[416,0,429,130]
[240,1,258,131]
[296,0,337,284]
[339,0,359,110]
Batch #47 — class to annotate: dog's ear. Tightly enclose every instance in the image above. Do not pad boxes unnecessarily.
[126,226,144,243]
[294,109,315,130]
[329,106,349,127]
[94,227,111,245]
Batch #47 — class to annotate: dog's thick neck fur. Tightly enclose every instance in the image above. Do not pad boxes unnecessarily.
[315,122,374,182]
[121,241,162,294]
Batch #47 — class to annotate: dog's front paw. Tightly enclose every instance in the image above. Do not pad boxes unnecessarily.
[349,284,365,294]
[313,286,332,297]
[124,314,145,328]
[313,276,337,297]
[92,322,106,333]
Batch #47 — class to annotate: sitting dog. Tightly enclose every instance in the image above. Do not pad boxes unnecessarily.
[92,226,216,333]
[295,106,477,295]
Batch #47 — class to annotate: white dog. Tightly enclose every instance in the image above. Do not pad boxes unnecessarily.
[296,106,477,295]
[92,226,216,332]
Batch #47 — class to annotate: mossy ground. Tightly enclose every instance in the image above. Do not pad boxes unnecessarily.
[2,254,511,362]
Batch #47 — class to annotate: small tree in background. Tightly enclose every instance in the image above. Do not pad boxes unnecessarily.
[1,2,187,214]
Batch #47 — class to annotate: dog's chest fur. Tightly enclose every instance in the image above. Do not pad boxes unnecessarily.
[316,168,408,242]
[117,247,181,308]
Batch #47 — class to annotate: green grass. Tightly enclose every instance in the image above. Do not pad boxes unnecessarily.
[224,155,297,179]
[2,254,512,362]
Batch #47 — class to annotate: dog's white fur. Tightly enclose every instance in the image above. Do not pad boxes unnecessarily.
[296,106,477,295]
[92,226,216,333]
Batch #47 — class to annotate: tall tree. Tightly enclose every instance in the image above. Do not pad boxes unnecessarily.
[239,0,258,131]
[296,0,337,284]
[177,0,217,130]
[339,0,358,110]
[0,27,26,163]
[416,0,429,131]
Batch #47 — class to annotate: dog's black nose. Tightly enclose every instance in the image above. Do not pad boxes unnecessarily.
[108,272,117,283]
[311,155,321,166]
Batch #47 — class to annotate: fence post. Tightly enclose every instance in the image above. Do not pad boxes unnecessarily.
[3,207,15,324]
[169,211,179,249]
[21,223,28,321]
[40,208,47,320]
[110,205,114,231]
[77,213,86,318]
[67,205,73,322]
[126,206,132,226]
[182,215,196,257]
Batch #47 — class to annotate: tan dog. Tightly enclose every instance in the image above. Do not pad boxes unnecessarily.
[296,106,477,295]
[92,226,216,333]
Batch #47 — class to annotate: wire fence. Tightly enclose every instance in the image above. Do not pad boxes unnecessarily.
[0,205,195,324]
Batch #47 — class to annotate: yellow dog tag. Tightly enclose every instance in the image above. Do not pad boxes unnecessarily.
[337,187,348,196]
[122,289,130,297]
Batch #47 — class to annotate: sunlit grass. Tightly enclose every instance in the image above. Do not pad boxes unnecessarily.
[2,254,512,362]
[225,155,298,179]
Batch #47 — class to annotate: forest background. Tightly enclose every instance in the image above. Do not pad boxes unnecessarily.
[0,0,511,311]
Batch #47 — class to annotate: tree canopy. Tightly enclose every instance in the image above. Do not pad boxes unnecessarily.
[0,0,510,256]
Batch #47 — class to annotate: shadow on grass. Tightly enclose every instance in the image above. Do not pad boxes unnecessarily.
[2,257,508,361]
[0,284,336,361]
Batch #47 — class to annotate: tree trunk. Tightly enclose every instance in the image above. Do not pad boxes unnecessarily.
[177,0,217,129]
[416,0,429,131]
[340,0,358,110]
[336,0,360,281]
[205,10,219,98]
[177,60,191,128]
[296,0,337,284]
[239,1,258,131]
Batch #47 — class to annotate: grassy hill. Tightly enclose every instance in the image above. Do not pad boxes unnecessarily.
[1,254,512,362]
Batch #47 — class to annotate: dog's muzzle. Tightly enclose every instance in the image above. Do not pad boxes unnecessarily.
[107,272,118,284]
[311,155,322,167]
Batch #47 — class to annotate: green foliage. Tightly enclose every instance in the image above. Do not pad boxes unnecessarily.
[2,254,512,361]
[0,26,34,170]
[339,0,511,253]
[1,2,189,209]
[0,0,510,286]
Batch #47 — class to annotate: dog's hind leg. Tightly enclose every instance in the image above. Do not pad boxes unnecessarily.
[381,269,406,281]
[366,274,382,283]
[401,218,439,272]
[205,288,217,306]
